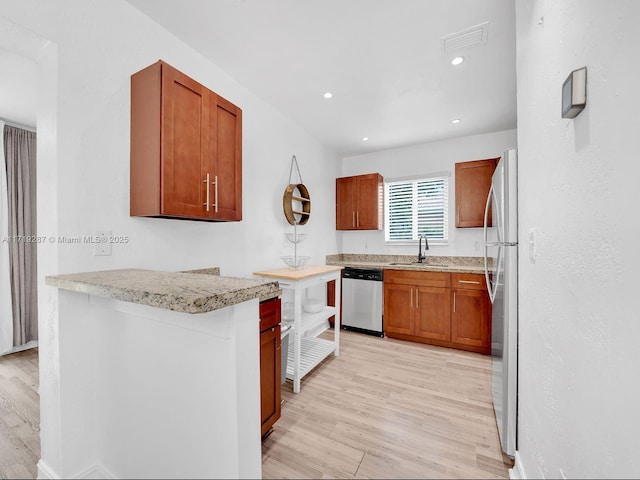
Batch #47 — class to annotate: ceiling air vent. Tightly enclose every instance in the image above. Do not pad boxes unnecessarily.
[440,22,489,53]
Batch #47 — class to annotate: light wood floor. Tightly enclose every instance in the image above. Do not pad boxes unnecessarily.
[262,330,512,479]
[0,334,511,480]
[0,348,39,480]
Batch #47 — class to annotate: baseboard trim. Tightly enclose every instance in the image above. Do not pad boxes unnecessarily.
[76,464,116,479]
[37,461,115,480]
[509,451,526,479]
[0,340,38,357]
[37,460,58,479]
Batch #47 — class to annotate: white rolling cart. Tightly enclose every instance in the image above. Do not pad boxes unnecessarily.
[253,265,342,393]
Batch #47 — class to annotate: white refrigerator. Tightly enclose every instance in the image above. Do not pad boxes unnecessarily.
[483,149,518,457]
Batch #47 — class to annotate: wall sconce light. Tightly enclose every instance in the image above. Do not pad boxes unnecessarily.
[561,66,587,119]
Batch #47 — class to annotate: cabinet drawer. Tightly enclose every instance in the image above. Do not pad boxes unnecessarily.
[259,298,281,332]
[384,270,450,288]
[451,273,486,291]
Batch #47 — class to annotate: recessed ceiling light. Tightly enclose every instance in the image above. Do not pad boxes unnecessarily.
[323,92,333,99]
[451,56,464,66]
[451,119,461,124]
[362,137,369,141]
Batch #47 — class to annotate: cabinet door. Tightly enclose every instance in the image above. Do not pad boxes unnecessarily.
[455,158,498,228]
[355,174,383,230]
[209,94,242,220]
[260,324,281,437]
[383,283,413,335]
[327,279,342,327]
[451,288,490,350]
[161,64,210,218]
[336,177,356,230]
[414,287,451,341]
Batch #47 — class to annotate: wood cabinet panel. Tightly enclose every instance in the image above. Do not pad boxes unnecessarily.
[259,297,281,332]
[385,269,450,288]
[327,279,344,327]
[211,95,242,220]
[451,288,490,351]
[259,298,281,437]
[336,173,383,230]
[131,60,242,222]
[161,65,209,217]
[451,273,487,291]
[414,287,451,341]
[260,323,281,437]
[356,173,383,229]
[383,283,414,335]
[336,177,356,229]
[455,158,498,228]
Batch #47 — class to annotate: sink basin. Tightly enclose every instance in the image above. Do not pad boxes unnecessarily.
[389,262,421,266]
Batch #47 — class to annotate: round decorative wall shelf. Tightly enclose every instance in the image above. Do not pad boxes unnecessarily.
[282,156,311,226]
[283,183,311,225]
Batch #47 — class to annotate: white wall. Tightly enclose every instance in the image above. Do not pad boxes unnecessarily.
[0,0,339,477]
[0,0,339,278]
[0,48,37,128]
[515,1,640,478]
[340,129,517,256]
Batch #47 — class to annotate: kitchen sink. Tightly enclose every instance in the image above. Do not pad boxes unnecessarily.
[388,262,422,265]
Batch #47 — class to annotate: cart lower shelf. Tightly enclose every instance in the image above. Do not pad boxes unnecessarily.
[286,336,336,380]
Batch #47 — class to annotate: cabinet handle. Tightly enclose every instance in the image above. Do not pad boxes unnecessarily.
[211,175,219,213]
[204,173,210,212]
[416,289,419,309]
[457,206,460,226]
[352,211,355,228]
[458,280,481,285]
[453,292,456,313]
[356,211,360,227]
[410,288,413,308]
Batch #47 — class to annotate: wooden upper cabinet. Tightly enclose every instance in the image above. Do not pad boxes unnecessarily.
[211,95,242,221]
[161,65,209,217]
[455,158,498,228]
[130,60,242,221]
[336,173,383,230]
[336,177,356,230]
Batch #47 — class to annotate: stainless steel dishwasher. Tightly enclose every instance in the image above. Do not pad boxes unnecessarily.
[341,267,384,337]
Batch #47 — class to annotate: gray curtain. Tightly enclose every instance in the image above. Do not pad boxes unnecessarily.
[3,125,38,346]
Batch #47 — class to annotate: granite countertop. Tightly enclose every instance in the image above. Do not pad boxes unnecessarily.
[45,268,281,314]
[325,254,489,275]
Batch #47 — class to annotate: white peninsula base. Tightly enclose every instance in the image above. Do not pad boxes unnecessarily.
[40,289,263,479]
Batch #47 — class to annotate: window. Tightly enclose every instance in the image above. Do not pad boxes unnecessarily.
[384,175,449,244]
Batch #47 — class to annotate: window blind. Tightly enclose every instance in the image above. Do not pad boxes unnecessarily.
[385,176,449,243]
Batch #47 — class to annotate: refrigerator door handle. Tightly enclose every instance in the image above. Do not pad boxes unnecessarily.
[483,184,493,245]
[483,184,495,302]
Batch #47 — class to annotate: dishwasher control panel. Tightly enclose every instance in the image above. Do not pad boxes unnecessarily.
[341,268,383,281]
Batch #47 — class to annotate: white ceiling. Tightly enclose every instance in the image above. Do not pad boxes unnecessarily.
[130,0,517,157]
[0,48,37,129]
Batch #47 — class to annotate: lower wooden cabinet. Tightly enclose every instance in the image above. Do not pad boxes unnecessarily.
[451,273,491,352]
[384,270,490,354]
[384,283,414,335]
[259,298,281,437]
[414,287,451,341]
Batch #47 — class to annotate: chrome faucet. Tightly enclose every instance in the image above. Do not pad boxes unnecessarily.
[417,234,429,263]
